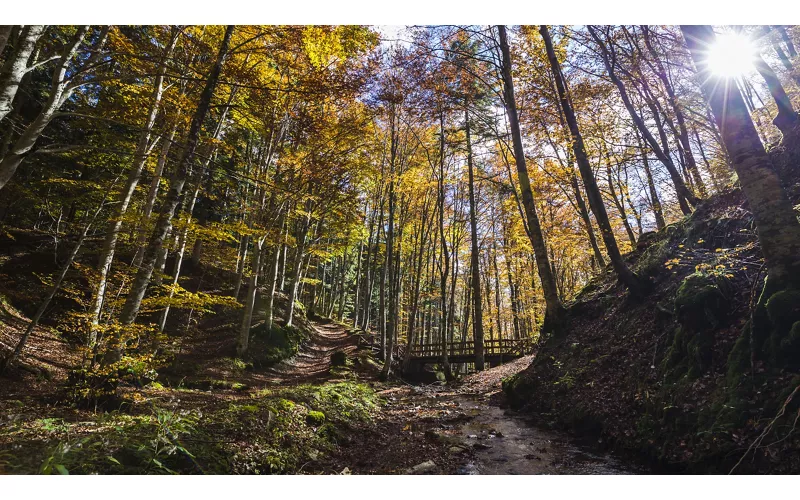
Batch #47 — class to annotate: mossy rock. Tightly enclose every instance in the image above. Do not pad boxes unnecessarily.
[662,327,687,372]
[686,329,715,378]
[725,326,752,390]
[662,324,714,381]
[778,321,800,368]
[306,410,326,426]
[765,290,800,333]
[331,351,347,367]
[674,273,730,332]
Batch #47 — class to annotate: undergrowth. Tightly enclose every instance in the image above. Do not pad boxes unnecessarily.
[0,379,380,474]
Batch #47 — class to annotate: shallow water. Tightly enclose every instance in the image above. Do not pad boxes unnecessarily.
[450,396,641,475]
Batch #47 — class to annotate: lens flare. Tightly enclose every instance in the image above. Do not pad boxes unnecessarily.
[706,32,757,78]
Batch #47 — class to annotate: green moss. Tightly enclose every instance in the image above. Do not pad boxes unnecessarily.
[674,273,729,332]
[274,398,296,412]
[316,422,342,443]
[762,290,800,367]
[635,239,670,277]
[221,358,251,372]
[686,329,715,378]
[306,410,326,426]
[765,290,800,332]
[726,326,751,390]
[662,327,686,372]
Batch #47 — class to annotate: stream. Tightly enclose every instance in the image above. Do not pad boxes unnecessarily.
[403,388,644,475]
[452,396,640,474]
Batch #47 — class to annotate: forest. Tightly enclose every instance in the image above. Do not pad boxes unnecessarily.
[1,23,800,475]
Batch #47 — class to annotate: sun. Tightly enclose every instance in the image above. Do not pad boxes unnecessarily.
[706,32,757,78]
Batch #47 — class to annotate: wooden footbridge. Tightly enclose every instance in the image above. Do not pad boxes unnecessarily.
[408,338,533,367]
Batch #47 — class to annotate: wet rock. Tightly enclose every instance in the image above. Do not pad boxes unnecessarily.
[407,460,437,474]
[473,442,493,450]
[449,445,469,454]
[456,462,480,475]
[524,454,542,460]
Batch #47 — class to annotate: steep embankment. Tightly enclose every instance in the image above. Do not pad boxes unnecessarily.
[504,188,800,473]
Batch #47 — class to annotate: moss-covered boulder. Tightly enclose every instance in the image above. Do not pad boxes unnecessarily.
[765,290,800,333]
[762,290,800,367]
[674,273,730,332]
[661,325,714,380]
[662,273,732,380]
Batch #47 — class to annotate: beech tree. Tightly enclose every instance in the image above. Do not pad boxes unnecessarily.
[497,25,565,332]
[682,25,800,298]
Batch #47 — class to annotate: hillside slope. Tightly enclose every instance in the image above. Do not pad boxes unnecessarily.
[504,188,800,473]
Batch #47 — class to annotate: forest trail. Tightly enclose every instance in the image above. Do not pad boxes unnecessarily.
[264,320,359,383]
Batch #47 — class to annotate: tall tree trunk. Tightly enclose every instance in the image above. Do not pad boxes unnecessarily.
[337,254,348,321]
[89,30,178,341]
[504,251,521,340]
[682,25,800,297]
[380,118,397,379]
[237,236,265,357]
[605,157,637,248]
[132,119,181,269]
[0,26,98,191]
[157,89,235,332]
[541,24,644,294]
[352,239,363,326]
[777,26,798,57]
[402,199,432,367]
[359,200,377,330]
[465,107,485,370]
[118,25,234,326]
[286,212,311,327]
[0,26,15,63]
[497,25,565,333]
[570,172,606,268]
[639,133,666,230]
[377,193,387,359]
[491,228,503,341]
[435,109,452,378]
[641,26,708,197]
[0,25,46,123]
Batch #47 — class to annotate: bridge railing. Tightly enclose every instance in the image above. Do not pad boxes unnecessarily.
[409,337,533,359]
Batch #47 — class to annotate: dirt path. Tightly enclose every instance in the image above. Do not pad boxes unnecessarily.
[264,320,359,383]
